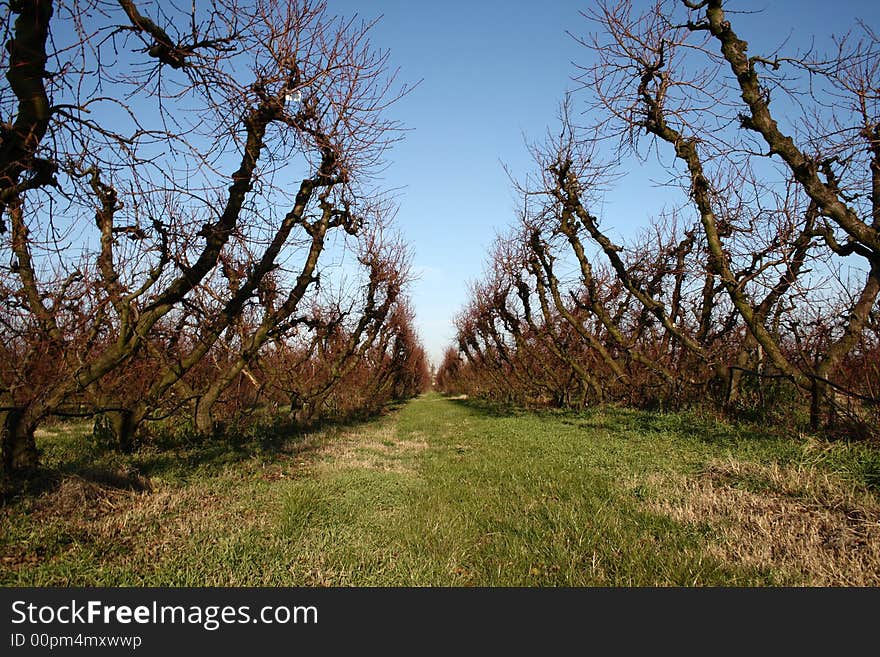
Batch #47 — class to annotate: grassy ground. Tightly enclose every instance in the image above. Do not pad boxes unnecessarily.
[2,392,879,586]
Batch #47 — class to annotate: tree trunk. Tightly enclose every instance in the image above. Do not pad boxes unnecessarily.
[288,398,314,427]
[194,394,218,436]
[726,365,743,406]
[810,379,827,433]
[1,407,39,473]
[94,409,137,452]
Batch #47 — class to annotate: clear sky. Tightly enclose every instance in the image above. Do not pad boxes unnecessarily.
[329,0,880,366]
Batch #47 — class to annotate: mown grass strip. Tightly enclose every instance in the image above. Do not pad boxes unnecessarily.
[2,393,878,585]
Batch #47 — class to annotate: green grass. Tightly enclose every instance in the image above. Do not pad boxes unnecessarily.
[2,393,878,586]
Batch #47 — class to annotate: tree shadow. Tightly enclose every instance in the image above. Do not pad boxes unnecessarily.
[444,395,538,420]
[135,406,404,480]
[442,394,786,447]
[2,402,405,504]
[1,461,152,505]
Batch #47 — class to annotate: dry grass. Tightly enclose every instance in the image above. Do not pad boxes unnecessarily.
[5,396,879,586]
[1,474,270,573]
[315,424,428,475]
[652,458,880,585]
[2,414,415,584]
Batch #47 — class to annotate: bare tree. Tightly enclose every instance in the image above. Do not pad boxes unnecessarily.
[1,0,408,471]
[574,0,878,428]
[441,0,878,435]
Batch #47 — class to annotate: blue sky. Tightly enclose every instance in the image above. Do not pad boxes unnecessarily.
[324,0,880,366]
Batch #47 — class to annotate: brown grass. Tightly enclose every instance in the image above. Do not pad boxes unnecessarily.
[651,458,880,585]
[2,418,409,582]
[1,462,281,580]
[315,424,427,475]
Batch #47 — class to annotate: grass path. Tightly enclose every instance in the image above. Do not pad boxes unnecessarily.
[2,393,879,585]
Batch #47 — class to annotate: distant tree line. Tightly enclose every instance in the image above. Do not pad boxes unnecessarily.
[1,0,429,475]
[437,0,879,437]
